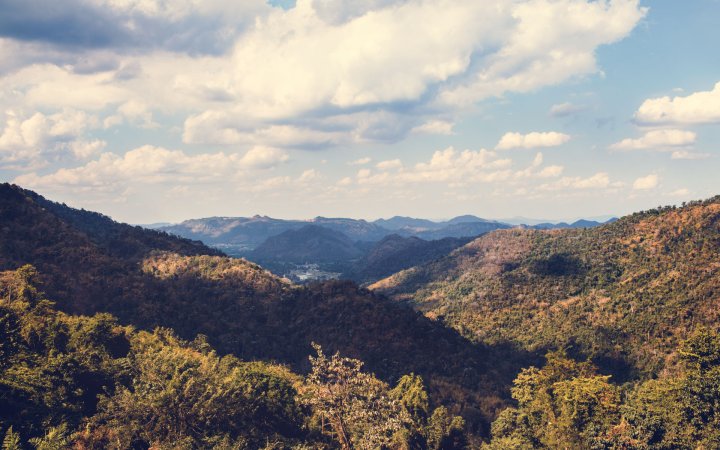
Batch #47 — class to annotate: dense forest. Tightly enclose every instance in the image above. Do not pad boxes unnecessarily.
[0,265,466,448]
[0,184,523,443]
[2,183,720,448]
[372,197,720,380]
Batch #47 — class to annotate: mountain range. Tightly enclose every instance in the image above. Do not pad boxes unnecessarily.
[158,213,614,283]
[158,213,611,253]
[2,182,718,448]
[0,183,527,443]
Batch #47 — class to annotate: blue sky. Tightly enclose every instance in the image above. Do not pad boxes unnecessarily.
[0,0,718,223]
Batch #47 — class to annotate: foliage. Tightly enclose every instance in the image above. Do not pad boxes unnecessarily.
[0,266,470,448]
[2,427,21,450]
[374,197,720,380]
[485,329,720,449]
[302,345,466,450]
[0,266,308,448]
[0,183,516,440]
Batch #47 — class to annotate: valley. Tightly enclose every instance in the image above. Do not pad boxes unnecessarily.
[2,183,719,449]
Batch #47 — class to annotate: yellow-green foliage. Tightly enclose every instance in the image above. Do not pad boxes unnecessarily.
[485,329,720,449]
[1,266,470,449]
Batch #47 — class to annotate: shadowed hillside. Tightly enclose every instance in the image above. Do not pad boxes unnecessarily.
[346,234,472,284]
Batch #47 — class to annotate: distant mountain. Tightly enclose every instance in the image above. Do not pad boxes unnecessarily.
[160,213,608,271]
[139,221,174,228]
[373,216,442,231]
[251,224,364,264]
[446,214,493,225]
[530,218,617,230]
[311,216,390,241]
[160,216,304,252]
[160,216,390,254]
[371,197,720,380]
[346,234,472,284]
[414,221,511,240]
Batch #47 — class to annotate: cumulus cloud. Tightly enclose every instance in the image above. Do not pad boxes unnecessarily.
[353,145,573,189]
[633,174,659,190]
[14,144,289,191]
[438,0,646,106]
[496,131,571,150]
[352,147,510,186]
[635,82,720,125]
[0,0,646,152]
[349,157,371,165]
[376,159,402,170]
[410,120,455,135]
[183,112,347,149]
[610,129,696,151]
[238,146,289,169]
[539,172,612,191]
[0,0,268,54]
[0,109,102,169]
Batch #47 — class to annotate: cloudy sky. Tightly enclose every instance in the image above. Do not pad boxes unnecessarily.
[1,0,718,223]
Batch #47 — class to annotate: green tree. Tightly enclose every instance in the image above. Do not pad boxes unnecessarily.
[484,351,619,449]
[28,424,69,450]
[302,344,409,449]
[2,427,21,450]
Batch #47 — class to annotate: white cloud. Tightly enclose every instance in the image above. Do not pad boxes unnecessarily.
[438,0,646,106]
[635,81,720,124]
[376,159,402,170]
[610,129,696,151]
[349,157,371,165]
[238,146,289,169]
[411,120,455,135]
[633,174,659,190]
[14,145,244,190]
[496,131,571,150]
[0,0,645,153]
[352,146,569,188]
[183,111,348,149]
[539,172,612,191]
[0,109,101,169]
[14,144,288,193]
[298,168,319,182]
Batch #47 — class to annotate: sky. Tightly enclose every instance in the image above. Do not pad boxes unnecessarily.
[0,0,719,224]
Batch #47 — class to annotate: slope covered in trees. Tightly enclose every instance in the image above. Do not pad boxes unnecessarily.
[0,184,531,440]
[0,266,467,449]
[372,197,720,379]
[345,234,472,285]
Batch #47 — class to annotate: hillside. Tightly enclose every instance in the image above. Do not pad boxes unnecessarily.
[0,184,531,438]
[0,266,472,449]
[346,234,472,284]
[251,224,364,264]
[371,197,720,378]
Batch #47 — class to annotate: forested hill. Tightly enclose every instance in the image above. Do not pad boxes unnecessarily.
[1,183,222,261]
[371,196,720,378]
[0,184,532,441]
